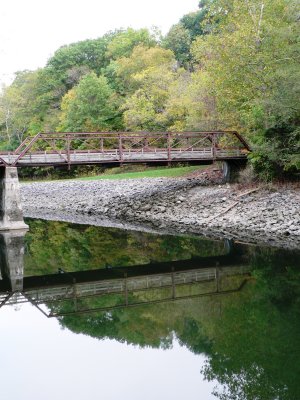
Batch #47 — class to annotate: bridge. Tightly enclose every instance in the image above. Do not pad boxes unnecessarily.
[0,131,250,167]
[0,230,250,317]
[0,131,251,230]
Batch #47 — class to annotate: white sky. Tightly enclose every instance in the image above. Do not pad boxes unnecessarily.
[0,0,199,86]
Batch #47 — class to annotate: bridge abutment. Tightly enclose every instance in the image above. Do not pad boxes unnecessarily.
[0,230,26,291]
[222,161,245,183]
[222,161,231,182]
[0,167,28,231]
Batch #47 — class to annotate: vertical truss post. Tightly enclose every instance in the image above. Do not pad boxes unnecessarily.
[73,278,78,313]
[119,133,123,164]
[167,132,171,165]
[171,267,175,299]
[216,267,220,293]
[144,137,148,150]
[100,138,104,153]
[66,133,71,170]
[124,272,128,306]
[212,133,217,161]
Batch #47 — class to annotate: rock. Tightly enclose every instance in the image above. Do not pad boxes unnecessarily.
[20,178,300,250]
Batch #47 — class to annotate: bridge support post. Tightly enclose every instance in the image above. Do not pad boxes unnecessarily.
[0,167,28,231]
[0,230,26,291]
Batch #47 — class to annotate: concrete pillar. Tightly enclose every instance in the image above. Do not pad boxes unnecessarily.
[222,161,231,183]
[224,238,233,254]
[0,167,28,230]
[0,230,26,291]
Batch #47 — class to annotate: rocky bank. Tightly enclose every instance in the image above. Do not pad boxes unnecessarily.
[20,174,300,250]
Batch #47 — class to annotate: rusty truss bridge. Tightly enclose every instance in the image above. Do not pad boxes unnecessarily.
[0,131,250,168]
[0,227,250,318]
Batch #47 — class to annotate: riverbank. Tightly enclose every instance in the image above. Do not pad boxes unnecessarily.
[21,174,300,250]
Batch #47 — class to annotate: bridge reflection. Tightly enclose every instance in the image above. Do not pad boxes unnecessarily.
[0,230,250,317]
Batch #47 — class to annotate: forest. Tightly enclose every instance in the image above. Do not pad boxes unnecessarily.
[0,0,299,179]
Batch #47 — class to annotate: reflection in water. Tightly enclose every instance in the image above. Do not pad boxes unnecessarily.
[0,219,299,400]
[0,229,26,291]
[0,224,249,317]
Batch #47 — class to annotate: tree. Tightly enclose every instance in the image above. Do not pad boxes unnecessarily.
[162,69,218,131]
[0,70,46,147]
[180,0,213,39]
[163,23,192,68]
[46,34,116,84]
[121,64,178,131]
[191,0,300,177]
[115,45,175,94]
[58,73,121,132]
[106,28,159,60]
[163,1,215,69]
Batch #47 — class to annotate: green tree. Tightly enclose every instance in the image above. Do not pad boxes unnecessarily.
[180,1,212,39]
[163,23,192,68]
[115,45,179,130]
[163,1,215,69]
[191,0,300,176]
[0,70,47,147]
[122,65,178,131]
[117,45,174,87]
[46,35,116,86]
[162,69,218,131]
[58,72,121,132]
[106,28,159,60]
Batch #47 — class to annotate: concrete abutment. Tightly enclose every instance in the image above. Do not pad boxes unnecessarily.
[0,230,26,291]
[0,167,28,231]
[222,160,246,183]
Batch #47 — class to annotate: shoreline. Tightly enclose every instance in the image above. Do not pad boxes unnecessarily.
[21,176,300,250]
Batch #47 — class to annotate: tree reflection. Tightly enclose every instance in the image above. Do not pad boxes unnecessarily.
[56,246,300,400]
[202,247,300,400]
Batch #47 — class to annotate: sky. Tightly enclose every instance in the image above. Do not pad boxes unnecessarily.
[0,0,199,86]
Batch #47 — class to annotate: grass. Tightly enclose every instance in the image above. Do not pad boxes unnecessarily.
[78,165,206,181]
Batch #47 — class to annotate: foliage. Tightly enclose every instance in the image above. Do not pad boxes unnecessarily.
[191,0,300,177]
[115,45,175,93]
[202,246,300,400]
[58,72,122,131]
[24,218,225,277]
[106,27,159,60]
[163,23,192,68]
[163,1,213,70]
[0,70,46,147]
[46,35,115,79]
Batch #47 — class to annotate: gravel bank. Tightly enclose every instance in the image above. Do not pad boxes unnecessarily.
[21,176,300,250]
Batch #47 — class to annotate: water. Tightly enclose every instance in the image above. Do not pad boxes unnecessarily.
[0,218,299,400]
